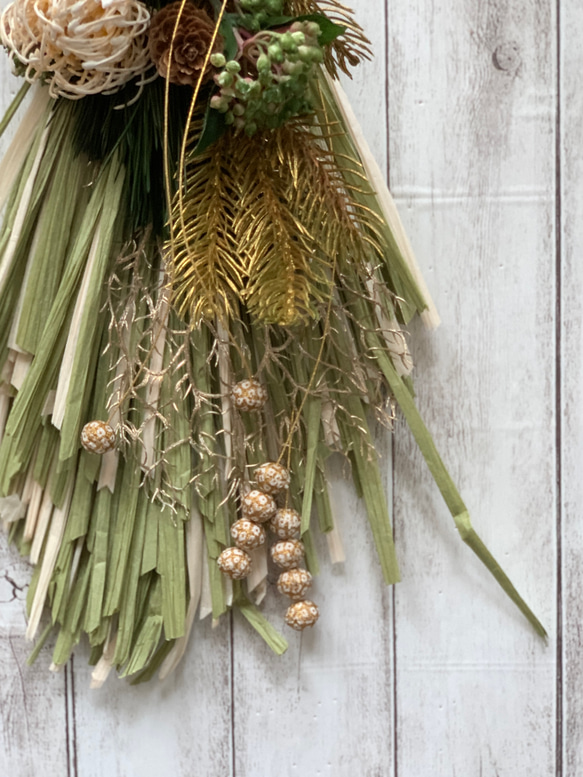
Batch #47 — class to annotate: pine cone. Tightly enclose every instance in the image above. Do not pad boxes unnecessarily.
[148,2,224,86]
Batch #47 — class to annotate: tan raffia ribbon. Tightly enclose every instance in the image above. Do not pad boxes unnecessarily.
[0,117,50,298]
[0,84,49,215]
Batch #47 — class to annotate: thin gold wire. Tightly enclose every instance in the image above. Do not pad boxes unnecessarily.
[176,0,228,275]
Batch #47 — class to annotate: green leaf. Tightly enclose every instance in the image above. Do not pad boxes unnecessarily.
[237,598,288,655]
[193,100,227,157]
[260,14,293,26]
[220,16,239,61]
[301,14,346,45]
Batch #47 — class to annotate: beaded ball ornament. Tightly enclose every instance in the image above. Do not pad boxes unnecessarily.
[269,508,302,540]
[277,568,313,600]
[231,378,269,411]
[271,539,305,569]
[80,421,116,455]
[255,462,290,496]
[230,518,266,550]
[241,489,277,523]
[285,600,320,631]
[217,547,252,580]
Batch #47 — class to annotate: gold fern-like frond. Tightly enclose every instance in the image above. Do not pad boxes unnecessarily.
[230,132,329,325]
[274,122,384,270]
[168,100,387,328]
[168,133,243,325]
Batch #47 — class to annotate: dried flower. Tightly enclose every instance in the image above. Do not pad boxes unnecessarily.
[0,0,152,100]
[148,1,223,86]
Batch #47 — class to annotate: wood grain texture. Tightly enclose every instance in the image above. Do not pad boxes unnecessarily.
[560,0,583,774]
[0,531,69,776]
[72,623,233,777]
[389,1,557,775]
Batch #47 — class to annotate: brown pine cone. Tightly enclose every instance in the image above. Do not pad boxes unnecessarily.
[148,2,224,86]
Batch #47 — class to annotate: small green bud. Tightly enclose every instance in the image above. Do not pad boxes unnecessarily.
[297,45,312,63]
[211,53,226,68]
[210,94,228,112]
[306,22,321,38]
[257,53,271,73]
[225,111,235,125]
[311,47,324,64]
[232,103,245,116]
[267,44,284,63]
[281,32,295,51]
[282,59,303,75]
[236,78,251,95]
[217,71,234,87]
[245,121,258,137]
[226,59,241,74]
[291,31,305,45]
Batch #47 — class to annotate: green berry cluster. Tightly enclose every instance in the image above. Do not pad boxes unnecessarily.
[238,0,285,31]
[210,21,323,136]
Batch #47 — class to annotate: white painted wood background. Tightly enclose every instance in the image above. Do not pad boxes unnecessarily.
[0,0,577,774]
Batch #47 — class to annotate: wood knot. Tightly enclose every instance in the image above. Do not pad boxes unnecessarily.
[492,42,521,72]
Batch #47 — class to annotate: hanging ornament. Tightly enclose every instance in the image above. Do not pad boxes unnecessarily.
[269,508,302,540]
[80,421,116,454]
[271,539,305,569]
[0,0,546,686]
[230,518,267,550]
[254,462,291,496]
[241,489,278,522]
[285,600,320,631]
[277,568,313,600]
[231,378,269,411]
[217,547,253,580]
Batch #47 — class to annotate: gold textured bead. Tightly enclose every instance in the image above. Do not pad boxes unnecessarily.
[217,547,252,579]
[230,518,266,550]
[285,600,319,631]
[269,508,301,540]
[255,462,290,496]
[241,489,277,523]
[231,379,268,411]
[270,539,304,569]
[277,568,313,600]
[80,421,116,455]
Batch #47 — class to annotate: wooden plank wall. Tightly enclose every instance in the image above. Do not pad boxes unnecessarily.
[0,1,578,774]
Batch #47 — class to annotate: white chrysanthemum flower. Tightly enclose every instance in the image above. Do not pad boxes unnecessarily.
[1,0,152,100]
